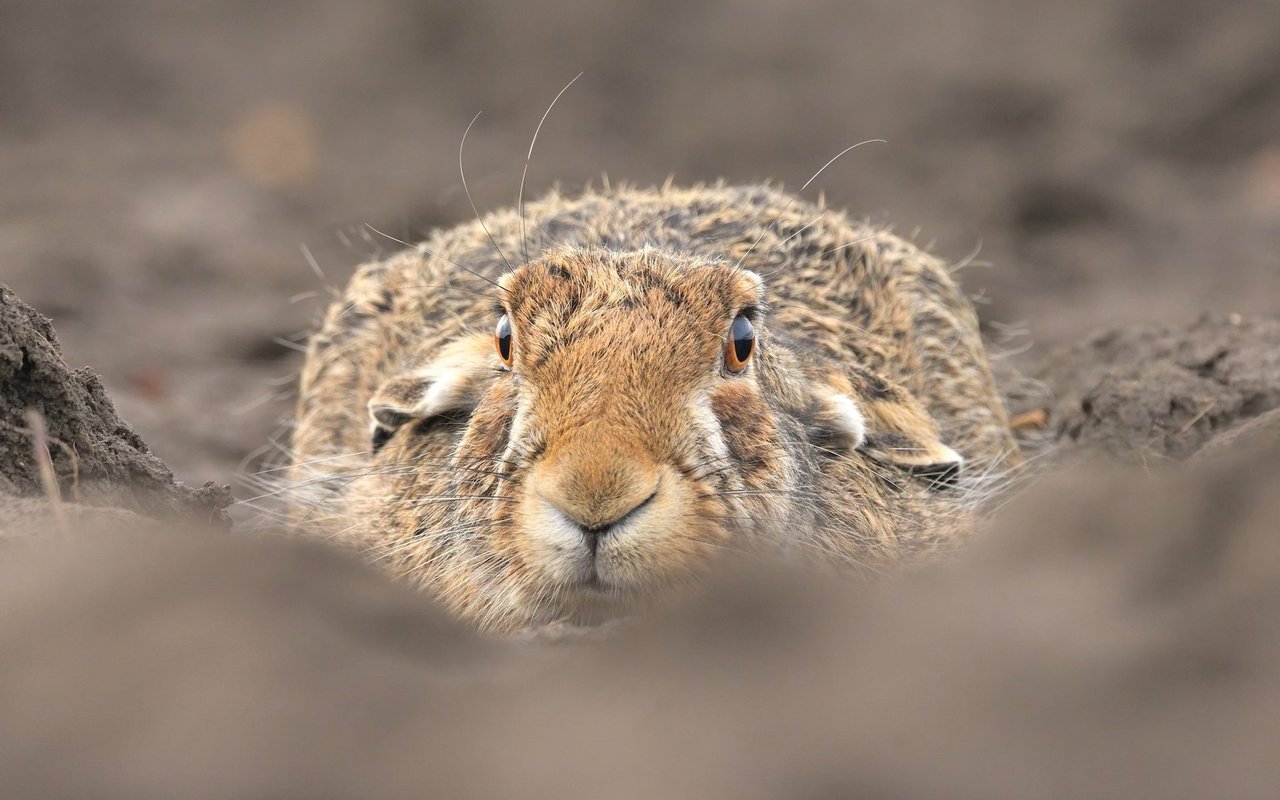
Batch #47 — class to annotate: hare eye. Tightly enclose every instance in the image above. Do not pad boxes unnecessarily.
[725,313,754,373]
[495,314,513,366]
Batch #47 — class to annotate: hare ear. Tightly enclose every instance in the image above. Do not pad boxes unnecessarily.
[368,334,494,451]
[811,389,868,451]
[861,429,964,487]
[817,369,964,487]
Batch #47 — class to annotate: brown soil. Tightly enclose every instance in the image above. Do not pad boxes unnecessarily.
[2,415,1279,798]
[1036,313,1280,460]
[0,284,230,525]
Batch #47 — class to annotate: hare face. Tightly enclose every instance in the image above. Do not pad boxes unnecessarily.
[366,249,797,622]
[496,250,782,601]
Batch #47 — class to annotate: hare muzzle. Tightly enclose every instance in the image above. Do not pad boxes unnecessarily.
[521,434,691,590]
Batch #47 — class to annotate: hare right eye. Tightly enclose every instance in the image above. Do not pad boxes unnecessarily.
[724,313,755,373]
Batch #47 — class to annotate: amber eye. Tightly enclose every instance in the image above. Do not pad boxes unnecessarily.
[495,314,513,366]
[725,313,755,373]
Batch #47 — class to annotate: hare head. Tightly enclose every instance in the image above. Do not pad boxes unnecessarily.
[361,244,962,630]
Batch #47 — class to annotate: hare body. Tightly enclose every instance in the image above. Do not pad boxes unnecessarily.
[290,183,1016,631]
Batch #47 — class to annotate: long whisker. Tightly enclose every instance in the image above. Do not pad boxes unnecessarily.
[364,223,508,295]
[299,243,340,298]
[389,282,503,302]
[776,209,828,248]
[822,233,878,257]
[519,72,583,265]
[458,111,514,271]
[757,209,856,280]
[733,139,886,272]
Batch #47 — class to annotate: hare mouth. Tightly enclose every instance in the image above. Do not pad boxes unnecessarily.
[540,500,658,593]
[519,466,710,602]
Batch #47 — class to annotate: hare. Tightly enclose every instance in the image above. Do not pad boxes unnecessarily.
[287,182,1018,631]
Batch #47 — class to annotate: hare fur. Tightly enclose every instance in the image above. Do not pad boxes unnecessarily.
[289,183,1018,631]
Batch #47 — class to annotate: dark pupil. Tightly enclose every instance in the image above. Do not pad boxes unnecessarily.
[731,314,754,362]
[496,316,513,360]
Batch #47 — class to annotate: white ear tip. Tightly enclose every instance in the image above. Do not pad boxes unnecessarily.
[827,393,867,449]
[421,369,472,416]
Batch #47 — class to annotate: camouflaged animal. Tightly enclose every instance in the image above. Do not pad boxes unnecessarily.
[289,183,1018,632]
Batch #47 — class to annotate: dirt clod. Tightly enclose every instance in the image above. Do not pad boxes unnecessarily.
[1037,314,1280,460]
[0,284,230,527]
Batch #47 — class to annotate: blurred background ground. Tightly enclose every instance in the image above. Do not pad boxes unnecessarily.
[3,0,1279,485]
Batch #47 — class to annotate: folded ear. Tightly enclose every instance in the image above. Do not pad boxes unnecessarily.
[367,333,494,452]
[811,388,868,450]
[814,367,964,487]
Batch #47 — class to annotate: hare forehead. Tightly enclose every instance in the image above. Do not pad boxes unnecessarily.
[510,286,751,377]
[503,250,758,312]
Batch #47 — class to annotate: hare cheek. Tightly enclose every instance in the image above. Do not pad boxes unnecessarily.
[687,395,731,464]
[500,395,536,463]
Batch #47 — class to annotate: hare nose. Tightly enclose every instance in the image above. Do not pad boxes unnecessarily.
[544,485,658,545]
[533,451,661,540]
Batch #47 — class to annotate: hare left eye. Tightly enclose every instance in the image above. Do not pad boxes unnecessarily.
[495,314,514,366]
[725,313,754,373]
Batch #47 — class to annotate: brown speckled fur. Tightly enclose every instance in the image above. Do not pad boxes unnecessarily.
[289,183,1017,631]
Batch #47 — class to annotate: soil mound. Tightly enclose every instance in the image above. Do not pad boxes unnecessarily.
[0,284,230,528]
[1037,313,1280,459]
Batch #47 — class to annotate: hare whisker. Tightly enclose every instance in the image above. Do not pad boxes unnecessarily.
[518,72,583,265]
[731,139,886,272]
[458,110,514,271]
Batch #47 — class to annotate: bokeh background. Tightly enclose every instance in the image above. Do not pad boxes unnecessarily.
[4,0,1279,485]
